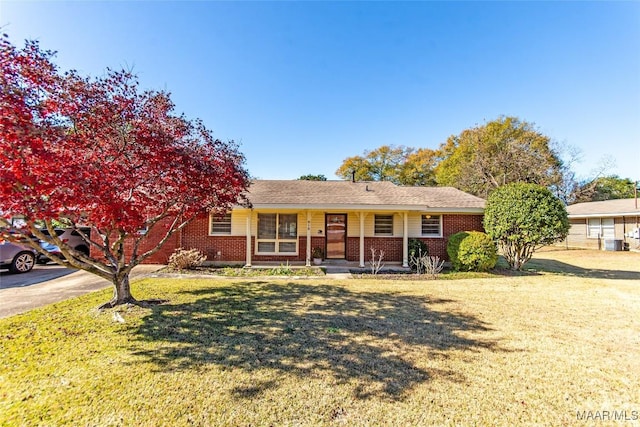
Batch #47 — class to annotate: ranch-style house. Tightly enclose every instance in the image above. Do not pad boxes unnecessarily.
[143,180,486,266]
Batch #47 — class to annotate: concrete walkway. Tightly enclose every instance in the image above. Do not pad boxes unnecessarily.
[321,265,354,279]
[0,265,162,319]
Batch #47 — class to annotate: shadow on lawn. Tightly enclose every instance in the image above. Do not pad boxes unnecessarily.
[518,258,640,280]
[130,282,502,400]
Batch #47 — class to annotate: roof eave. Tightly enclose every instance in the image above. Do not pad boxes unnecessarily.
[568,212,640,218]
[234,203,484,213]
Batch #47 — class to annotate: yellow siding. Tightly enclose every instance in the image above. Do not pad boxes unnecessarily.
[407,213,423,237]
[346,213,360,237]
[230,210,248,236]
[308,212,325,237]
[392,213,403,236]
[347,212,375,237]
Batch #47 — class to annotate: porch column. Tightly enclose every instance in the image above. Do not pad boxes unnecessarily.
[306,211,311,267]
[402,212,409,268]
[245,210,252,267]
[359,212,366,268]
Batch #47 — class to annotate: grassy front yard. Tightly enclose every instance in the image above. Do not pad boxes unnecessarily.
[1,249,639,426]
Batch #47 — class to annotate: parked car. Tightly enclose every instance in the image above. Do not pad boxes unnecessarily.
[38,227,91,257]
[37,228,64,264]
[37,240,63,264]
[57,227,91,256]
[0,239,37,273]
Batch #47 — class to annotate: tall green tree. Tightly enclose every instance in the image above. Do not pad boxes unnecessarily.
[574,175,636,202]
[298,174,327,181]
[335,145,413,184]
[398,148,438,186]
[336,145,437,186]
[435,116,564,198]
[484,183,569,270]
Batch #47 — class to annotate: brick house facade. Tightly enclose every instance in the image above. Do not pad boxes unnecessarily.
[138,180,486,266]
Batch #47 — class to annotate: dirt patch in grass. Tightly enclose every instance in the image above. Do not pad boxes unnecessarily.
[1,249,639,425]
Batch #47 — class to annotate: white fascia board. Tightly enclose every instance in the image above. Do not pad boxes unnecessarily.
[569,212,640,218]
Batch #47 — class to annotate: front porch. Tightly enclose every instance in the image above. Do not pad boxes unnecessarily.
[241,210,414,269]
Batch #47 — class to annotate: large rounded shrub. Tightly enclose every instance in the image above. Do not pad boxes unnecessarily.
[484,183,569,270]
[447,231,498,272]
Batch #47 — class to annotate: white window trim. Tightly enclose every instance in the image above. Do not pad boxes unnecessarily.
[256,213,298,255]
[587,217,614,239]
[421,214,443,238]
[209,212,232,236]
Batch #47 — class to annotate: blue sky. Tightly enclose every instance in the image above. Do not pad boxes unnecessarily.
[2,1,639,182]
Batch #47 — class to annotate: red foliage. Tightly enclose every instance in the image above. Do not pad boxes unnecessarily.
[1,35,249,236]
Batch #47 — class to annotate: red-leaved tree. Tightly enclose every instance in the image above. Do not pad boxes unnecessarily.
[0,35,250,307]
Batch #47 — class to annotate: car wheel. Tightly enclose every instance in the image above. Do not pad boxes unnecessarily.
[10,251,35,273]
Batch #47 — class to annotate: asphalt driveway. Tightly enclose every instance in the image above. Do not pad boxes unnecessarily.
[0,264,162,318]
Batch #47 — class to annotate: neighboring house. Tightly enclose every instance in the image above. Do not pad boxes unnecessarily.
[564,198,640,251]
[143,180,486,266]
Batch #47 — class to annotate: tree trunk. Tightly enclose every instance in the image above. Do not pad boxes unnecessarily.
[99,272,138,309]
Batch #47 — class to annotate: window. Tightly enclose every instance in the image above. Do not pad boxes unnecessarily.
[421,215,442,237]
[257,213,297,254]
[587,218,600,238]
[210,213,231,235]
[587,218,614,239]
[601,218,615,238]
[374,215,393,236]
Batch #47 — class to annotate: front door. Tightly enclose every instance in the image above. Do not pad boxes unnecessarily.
[326,214,347,259]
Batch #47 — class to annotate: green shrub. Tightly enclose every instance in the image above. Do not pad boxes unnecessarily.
[447,231,497,272]
[458,231,498,271]
[484,182,569,270]
[447,232,468,271]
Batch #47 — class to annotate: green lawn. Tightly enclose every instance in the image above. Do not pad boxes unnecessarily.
[1,249,639,426]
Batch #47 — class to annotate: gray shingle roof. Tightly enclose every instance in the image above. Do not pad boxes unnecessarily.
[567,198,640,217]
[241,180,485,211]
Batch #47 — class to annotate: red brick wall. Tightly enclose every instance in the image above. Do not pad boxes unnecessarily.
[347,237,404,262]
[178,215,244,261]
[93,217,180,264]
[135,213,485,264]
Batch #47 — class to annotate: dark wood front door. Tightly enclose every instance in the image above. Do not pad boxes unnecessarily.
[326,214,347,259]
